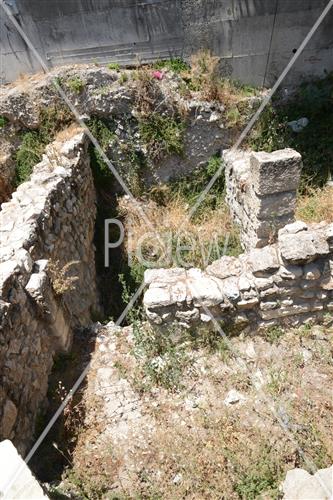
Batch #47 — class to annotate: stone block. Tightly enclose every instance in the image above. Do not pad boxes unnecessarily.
[246,246,280,276]
[143,286,173,309]
[206,256,242,280]
[0,440,47,499]
[279,229,330,264]
[250,149,302,195]
[249,191,296,220]
[282,465,332,500]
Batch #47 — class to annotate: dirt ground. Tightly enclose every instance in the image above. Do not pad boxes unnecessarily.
[49,317,333,499]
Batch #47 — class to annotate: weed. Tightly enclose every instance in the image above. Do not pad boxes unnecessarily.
[132,322,189,391]
[108,62,120,71]
[119,272,143,324]
[86,117,115,188]
[66,76,85,94]
[139,112,185,161]
[119,72,128,84]
[296,185,333,223]
[264,325,284,344]
[14,106,74,185]
[153,58,189,73]
[266,368,288,397]
[0,115,8,128]
[234,443,283,499]
[15,131,44,184]
[192,329,232,361]
[47,260,80,297]
[171,154,225,214]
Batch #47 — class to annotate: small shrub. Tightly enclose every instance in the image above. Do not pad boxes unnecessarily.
[66,76,85,94]
[132,322,189,391]
[86,117,115,188]
[47,260,80,297]
[108,62,120,71]
[0,115,8,128]
[264,325,284,344]
[153,58,189,73]
[119,72,128,84]
[15,131,44,184]
[266,368,288,397]
[234,444,283,499]
[14,107,74,185]
[139,112,185,161]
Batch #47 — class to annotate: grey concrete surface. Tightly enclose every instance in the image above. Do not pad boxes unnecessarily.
[0,0,332,86]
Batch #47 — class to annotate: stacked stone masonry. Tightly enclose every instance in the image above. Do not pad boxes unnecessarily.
[224,148,302,250]
[0,132,97,453]
[144,221,333,332]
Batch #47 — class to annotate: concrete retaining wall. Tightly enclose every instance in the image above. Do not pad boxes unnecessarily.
[0,131,97,452]
[1,0,332,86]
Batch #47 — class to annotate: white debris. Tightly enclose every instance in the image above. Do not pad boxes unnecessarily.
[224,389,246,406]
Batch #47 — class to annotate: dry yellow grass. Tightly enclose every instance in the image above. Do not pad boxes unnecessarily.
[55,123,83,142]
[296,186,333,223]
[119,194,241,268]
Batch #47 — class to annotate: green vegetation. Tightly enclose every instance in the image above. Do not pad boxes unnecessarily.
[139,112,185,161]
[0,115,8,128]
[86,117,115,188]
[153,58,189,73]
[107,62,120,71]
[66,76,86,94]
[234,443,283,499]
[132,322,190,392]
[14,107,74,185]
[15,132,44,184]
[119,72,128,84]
[264,325,284,344]
[171,154,225,214]
[250,73,333,188]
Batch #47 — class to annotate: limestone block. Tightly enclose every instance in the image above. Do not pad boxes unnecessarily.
[206,256,242,279]
[279,221,308,236]
[143,285,173,309]
[279,229,330,265]
[248,190,296,220]
[219,276,240,302]
[144,268,186,285]
[254,277,274,290]
[278,265,303,280]
[175,308,200,323]
[246,246,280,276]
[250,149,302,195]
[282,465,332,500]
[0,440,47,499]
[187,270,223,307]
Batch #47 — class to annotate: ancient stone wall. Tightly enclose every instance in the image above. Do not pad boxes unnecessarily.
[0,131,97,452]
[224,148,302,250]
[144,221,333,332]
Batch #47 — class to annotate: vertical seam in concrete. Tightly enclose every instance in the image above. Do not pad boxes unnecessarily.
[263,0,279,88]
